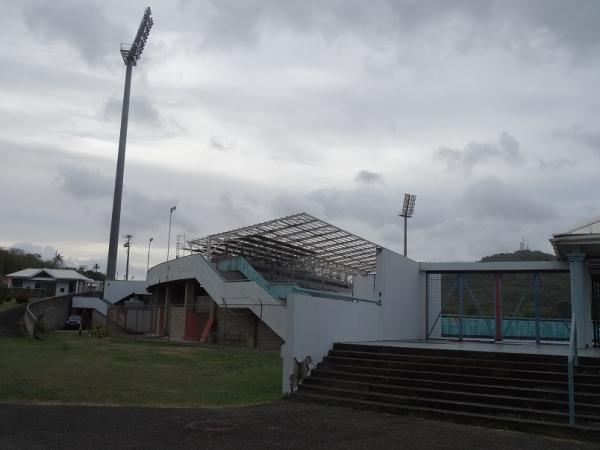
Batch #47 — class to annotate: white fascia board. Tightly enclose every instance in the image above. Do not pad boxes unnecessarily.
[419,261,569,272]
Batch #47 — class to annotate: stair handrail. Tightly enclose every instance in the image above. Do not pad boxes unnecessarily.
[568,313,578,425]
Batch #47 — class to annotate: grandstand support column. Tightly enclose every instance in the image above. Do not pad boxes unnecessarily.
[494,272,503,342]
[568,252,587,348]
[164,285,170,336]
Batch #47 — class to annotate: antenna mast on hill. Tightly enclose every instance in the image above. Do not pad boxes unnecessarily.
[106,7,154,280]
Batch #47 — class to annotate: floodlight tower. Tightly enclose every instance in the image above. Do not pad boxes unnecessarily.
[106,7,154,281]
[398,193,416,257]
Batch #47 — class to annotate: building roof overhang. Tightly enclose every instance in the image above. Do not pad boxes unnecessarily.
[187,212,381,273]
[550,233,600,261]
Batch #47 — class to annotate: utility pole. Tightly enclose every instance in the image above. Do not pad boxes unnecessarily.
[147,237,153,272]
[106,7,154,280]
[93,263,100,273]
[123,234,133,281]
[398,194,416,257]
[167,206,176,261]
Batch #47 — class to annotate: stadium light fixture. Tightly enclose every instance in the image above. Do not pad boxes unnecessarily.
[106,7,154,280]
[398,193,417,257]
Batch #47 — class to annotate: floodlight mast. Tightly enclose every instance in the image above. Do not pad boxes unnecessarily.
[106,7,153,281]
[398,193,416,257]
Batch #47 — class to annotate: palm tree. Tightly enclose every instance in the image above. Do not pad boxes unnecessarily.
[52,252,64,267]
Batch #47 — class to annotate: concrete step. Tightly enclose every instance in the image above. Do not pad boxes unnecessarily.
[333,343,569,364]
[310,368,600,404]
[297,384,600,426]
[292,391,600,442]
[322,355,600,384]
[303,376,600,415]
[328,349,571,373]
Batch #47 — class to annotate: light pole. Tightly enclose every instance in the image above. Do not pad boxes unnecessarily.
[147,237,153,272]
[167,206,176,261]
[123,234,133,280]
[106,7,154,281]
[398,193,416,257]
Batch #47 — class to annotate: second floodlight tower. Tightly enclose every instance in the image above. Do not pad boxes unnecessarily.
[106,7,154,280]
[399,193,416,257]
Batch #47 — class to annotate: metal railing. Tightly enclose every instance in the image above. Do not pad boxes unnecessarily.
[213,256,379,304]
[568,313,578,425]
[426,271,571,341]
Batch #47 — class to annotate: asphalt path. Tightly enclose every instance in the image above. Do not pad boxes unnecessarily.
[0,402,596,449]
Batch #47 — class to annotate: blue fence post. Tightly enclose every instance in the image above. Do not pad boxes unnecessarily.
[533,272,541,344]
[459,273,464,341]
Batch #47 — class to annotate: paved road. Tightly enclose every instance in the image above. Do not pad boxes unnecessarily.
[0,304,24,337]
[0,402,595,449]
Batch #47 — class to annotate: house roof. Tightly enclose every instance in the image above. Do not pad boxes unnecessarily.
[187,212,381,273]
[6,268,92,281]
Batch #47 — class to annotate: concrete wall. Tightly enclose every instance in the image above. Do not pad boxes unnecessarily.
[281,249,423,393]
[352,273,376,300]
[282,292,382,393]
[23,291,102,336]
[169,306,186,340]
[375,248,424,340]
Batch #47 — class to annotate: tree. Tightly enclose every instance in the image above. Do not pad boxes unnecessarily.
[52,252,64,267]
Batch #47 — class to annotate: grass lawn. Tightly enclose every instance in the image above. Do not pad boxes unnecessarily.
[0,332,282,407]
[0,299,20,312]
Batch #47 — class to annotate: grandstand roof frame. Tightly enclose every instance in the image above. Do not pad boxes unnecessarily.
[187,212,380,273]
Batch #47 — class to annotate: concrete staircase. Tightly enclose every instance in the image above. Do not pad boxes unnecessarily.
[294,343,600,440]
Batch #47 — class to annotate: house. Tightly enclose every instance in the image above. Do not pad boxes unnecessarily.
[6,268,93,297]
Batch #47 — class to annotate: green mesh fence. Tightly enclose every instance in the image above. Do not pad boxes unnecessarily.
[441,315,570,341]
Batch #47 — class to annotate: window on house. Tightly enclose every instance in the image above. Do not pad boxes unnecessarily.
[35,282,41,289]
[12,280,23,288]
[60,287,65,293]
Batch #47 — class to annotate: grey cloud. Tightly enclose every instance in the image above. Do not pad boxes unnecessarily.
[553,125,600,155]
[436,132,524,173]
[181,0,600,60]
[355,170,384,185]
[537,158,575,171]
[23,0,127,64]
[103,95,161,127]
[56,164,195,234]
[56,165,113,199]
[10,242,59,261]
[209,136,233,152]
[462,177,556,223]
[217,191,251,224]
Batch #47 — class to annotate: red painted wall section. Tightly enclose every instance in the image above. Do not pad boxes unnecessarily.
[184,310,202,340]
[199,317,215,343]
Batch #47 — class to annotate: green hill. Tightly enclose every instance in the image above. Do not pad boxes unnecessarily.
[480,249,556,262]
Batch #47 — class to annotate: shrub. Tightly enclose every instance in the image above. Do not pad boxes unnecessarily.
[90,326,111,338]
[34,319,46,334]
[14,293,30,304]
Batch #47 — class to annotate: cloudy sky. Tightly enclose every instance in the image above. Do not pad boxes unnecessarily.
[1,0,599,279]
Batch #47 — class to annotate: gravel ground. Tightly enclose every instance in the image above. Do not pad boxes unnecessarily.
[0,401,597,449]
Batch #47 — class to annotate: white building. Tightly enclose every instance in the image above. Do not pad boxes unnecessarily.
[6,268,92,297]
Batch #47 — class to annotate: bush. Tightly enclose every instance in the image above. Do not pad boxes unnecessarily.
[34,319,46,334]
[90,326,111,338]
[14,293,29,304]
